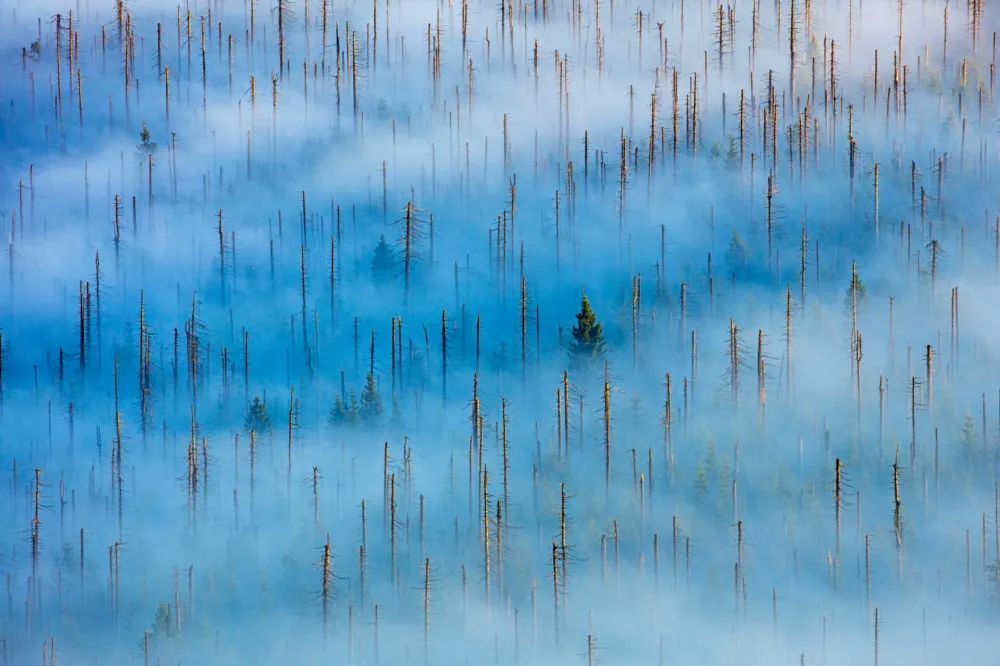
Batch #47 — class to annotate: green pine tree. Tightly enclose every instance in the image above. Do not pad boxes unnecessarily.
[960,414,978,453]
[329,395,348,425]
[371,234,395,283]
[152,601,173,637]
[330,392,361,427]
[725,135,739,166]
[346,391,360,425]
[359,372,384,423]
[725,231,750,273]
[137,122,157,158]
[844,264,867,312]
[244,395,272,432]
[568,294,606,366]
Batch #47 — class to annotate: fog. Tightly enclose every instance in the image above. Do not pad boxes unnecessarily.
[0,0,999,663]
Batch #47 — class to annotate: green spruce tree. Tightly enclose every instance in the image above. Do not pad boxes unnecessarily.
[725,231,750,274]
[346,392,360,425]
[844,264,867,312]
[371,234,395,283]
[330,392,362,426]
[359,372,384,423]
[244,395,272,432]
[568,294,606,366]
[137,122,158,160]
[960,414,978,454]
[329,394,349,425]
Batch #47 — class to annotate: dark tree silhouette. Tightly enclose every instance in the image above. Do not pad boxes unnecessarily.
[725,231,750,274]
[371,234,395,283]
[359,372,384,423]
[245,395,272,432]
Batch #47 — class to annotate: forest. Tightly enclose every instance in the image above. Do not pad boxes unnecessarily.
[0,0,999,663]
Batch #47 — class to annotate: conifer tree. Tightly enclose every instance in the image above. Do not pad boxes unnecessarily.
[136,122,158,158]
[725,231,750,274]
[360,372,384,423]
[347,392,360,424]
[960,413,977,454]
[244,395,272,432]
[844,264,867,312]
[371,234,395,283]
[330,391,362,426]
[329,394,349,424]
[569,295,606,366]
